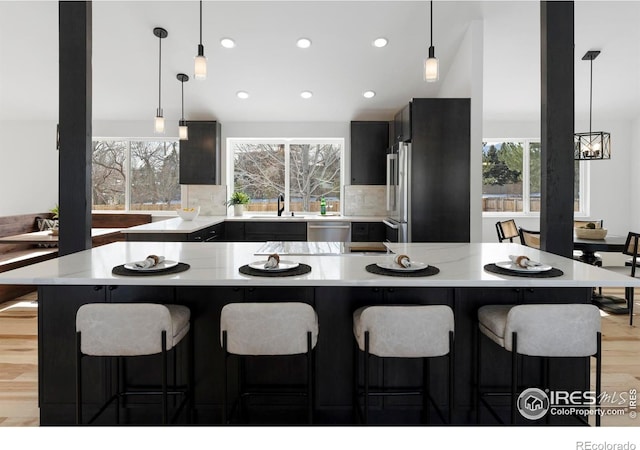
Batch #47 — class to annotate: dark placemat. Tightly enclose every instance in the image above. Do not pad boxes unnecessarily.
[484,263,564,278]
[365,263,440,277]
[112,262,190,276]
[239,263,312,277]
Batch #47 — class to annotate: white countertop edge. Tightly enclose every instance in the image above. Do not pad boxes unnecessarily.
[122,215,387,233]
[1,241,638,289]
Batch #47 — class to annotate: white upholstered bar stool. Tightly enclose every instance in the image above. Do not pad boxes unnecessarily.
[75,303,192,425]
[352,305,455,425]
[476,304,602,426]
[220,302,319,424]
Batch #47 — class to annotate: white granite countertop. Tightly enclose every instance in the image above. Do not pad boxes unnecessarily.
[122,215,386,234]
[0,241,638,289]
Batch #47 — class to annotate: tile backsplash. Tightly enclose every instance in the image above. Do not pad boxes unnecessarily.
[343,185,387,216]
[183,185,228,216]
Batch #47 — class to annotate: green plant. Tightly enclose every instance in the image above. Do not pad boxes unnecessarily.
[50,203,59,219]
[225,191,250,207]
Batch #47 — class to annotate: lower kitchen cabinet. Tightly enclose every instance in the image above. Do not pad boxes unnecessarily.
[126,223,225,242]
[351,221,385,242]
[229,221,307,241]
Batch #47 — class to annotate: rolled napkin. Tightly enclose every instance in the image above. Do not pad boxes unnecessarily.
[264,253,280,269]
[508,254,541,269]
[395,254,411,268]
[134,254,165,269]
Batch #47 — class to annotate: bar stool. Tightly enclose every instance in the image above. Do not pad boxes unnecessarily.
[75,303,192,425]
[352,305,455,425]
[220,302,319,424]
[476,304,602,426]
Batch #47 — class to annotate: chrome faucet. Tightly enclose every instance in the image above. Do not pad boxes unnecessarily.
[277,194,285,216]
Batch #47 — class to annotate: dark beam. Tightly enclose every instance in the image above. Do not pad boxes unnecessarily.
[540,1,574,257]
[58,2,92,255]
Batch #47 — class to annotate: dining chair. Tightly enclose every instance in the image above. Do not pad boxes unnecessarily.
[518,228,540,249]
[601,232,639,326]
[496,219,519,243]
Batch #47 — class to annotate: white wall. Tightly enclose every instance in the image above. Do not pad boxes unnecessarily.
[438,20,484,242]
[481,119,634,243]
[0,120,59,216]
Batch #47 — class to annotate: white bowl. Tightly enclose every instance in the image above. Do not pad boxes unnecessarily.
[575,227,607,240]
[177,206,200,221]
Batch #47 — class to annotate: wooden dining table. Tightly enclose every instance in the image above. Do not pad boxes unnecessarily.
[573,234,630,315]
[573,234,628,264]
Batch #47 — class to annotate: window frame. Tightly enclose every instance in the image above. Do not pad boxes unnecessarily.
[91,137,181,215]
[226,137,345,214]
[482,137,589,218]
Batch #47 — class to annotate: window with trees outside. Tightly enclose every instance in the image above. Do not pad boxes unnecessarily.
[92,140,181,211]
[482,140,585,214]
[229,139,343,214]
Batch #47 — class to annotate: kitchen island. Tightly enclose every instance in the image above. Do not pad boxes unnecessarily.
[0,241,636,425]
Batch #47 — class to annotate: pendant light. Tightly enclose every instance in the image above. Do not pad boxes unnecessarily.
[177,73,189,140]
[194,0,207,80]
[153,27,168,134]
[424,1,439,82]
[574,50,611,160]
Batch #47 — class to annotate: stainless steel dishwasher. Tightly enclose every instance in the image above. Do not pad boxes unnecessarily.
[307,221,351,242]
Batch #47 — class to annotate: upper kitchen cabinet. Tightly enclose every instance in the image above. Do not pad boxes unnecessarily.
[350,121,389,185]
[393,103,411,143]
[179,121,221,185]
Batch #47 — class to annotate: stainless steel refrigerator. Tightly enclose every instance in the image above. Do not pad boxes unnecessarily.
[384,141,410,242]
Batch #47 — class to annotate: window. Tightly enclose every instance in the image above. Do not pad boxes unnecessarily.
[229,139,343,213]
[482,139,585,214]
[92,139,181,211]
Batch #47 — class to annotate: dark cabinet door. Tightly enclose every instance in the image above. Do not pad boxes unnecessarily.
[351,221,385,242]
[223,221,245,241]
[350,121,389,185]
[393,103,411,143]
[189,223,225,242]
[179,121,221,184]
[244,221,306,241]
[409,98,470,242]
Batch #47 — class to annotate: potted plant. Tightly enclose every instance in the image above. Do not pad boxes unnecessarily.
[49,203,60,235]
[225,191,250,217]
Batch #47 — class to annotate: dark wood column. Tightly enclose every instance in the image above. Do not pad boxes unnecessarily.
[540,1,574,257]
[58,1,92,255]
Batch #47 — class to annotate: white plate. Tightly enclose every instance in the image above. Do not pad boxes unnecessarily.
[495,261,552,273]
[376,261,429,272]
[248,260,300,272]
[124,260,179,272]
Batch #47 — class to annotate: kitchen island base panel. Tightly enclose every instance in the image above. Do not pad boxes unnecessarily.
[37,285,592,425]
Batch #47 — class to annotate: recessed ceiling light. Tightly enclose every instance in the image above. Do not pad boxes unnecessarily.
[363,90,376,99]
[296,38,312,49]
[373,38,388,48]
[300,91,313,99]
[220,38,235,48]
[236,91,249,99]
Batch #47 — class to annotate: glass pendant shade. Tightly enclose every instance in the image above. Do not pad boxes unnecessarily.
[424,47,439,82]
[194,47,207,80]
[154,112,165,134]
[179,121,188,140]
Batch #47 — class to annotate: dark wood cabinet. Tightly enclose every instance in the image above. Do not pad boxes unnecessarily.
[244,221,306,241]
[126,223,225,242]
[408,98,470,242]
[188,222,224,242]
[223,221,245,241]
[179,121,221,185]
[350,121,389,185]
[351,221,385,242]
[393,103,411,143]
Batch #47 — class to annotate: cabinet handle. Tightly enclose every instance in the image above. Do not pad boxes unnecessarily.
[108,285,118,291]
[373,288,380,293]
[513,288,521,293]
[93,286,103,291]
[387,288,395,293]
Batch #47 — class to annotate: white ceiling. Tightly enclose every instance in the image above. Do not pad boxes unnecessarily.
[1,0,639,124]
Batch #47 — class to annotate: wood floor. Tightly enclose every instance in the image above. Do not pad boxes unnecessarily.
[0,290,638,427]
